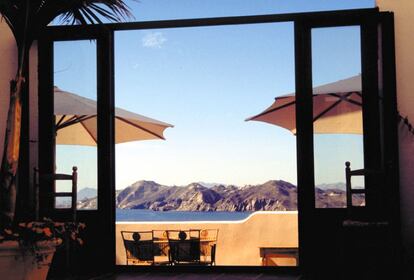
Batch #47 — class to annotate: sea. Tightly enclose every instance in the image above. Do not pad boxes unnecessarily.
[116,209,253,222]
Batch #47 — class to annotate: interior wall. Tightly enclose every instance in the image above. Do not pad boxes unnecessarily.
[0,20,38,212]
[0,20,17,157]
[376,0,414,277]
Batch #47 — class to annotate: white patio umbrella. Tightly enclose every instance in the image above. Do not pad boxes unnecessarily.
[54,86,173,146]
[246,75,362,134]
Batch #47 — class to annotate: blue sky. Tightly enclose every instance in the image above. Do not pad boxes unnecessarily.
[54,0,373,190]
[126,0,375,21]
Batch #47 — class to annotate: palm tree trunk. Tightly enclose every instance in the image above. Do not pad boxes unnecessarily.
[0,76,25,227]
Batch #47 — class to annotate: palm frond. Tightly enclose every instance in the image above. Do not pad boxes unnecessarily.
[0,0,20,41]
[57,0,134,25]
[0,0,134,48]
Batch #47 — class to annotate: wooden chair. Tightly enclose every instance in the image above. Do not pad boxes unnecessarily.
[33,166,78,273]
[33,166,78,221]
[345,161,366,209]
[121,231,155,265]
[343,162,394,276]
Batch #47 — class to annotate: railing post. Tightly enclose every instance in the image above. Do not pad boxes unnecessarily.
[345,161,352,208]
[71,166,78,221]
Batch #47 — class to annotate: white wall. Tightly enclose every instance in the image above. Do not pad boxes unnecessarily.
[376,1,414,277]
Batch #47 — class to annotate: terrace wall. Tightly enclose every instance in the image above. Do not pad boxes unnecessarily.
[116,211,298,266]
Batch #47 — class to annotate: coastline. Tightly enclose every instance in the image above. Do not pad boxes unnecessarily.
[116,210,298,224]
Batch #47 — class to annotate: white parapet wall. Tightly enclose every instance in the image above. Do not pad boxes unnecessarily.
[116,211,298,266]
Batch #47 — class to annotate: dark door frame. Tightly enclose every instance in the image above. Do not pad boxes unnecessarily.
[38,7,398,275]
[294,14,400,274]
[38,27,116,271]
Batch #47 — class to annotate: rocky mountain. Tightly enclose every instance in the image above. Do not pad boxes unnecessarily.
[56,187,97,208]
[114,180,299,211]
[116,181,224,211]
[212,180,297,211]
[76,190,121,209]
[77,180,363,210]
[314,186,365,208]
[77,197,97,209]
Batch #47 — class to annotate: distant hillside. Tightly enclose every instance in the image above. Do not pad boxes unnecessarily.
[77,190,121,209]
[315,182,346,190]
[77,180,364,210]
[78,187,97,201]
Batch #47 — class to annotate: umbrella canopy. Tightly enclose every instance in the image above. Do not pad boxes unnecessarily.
[246,75,362,134]
[54,86,174,146]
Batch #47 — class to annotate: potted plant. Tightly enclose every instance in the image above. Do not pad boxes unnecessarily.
[0,217,85,279]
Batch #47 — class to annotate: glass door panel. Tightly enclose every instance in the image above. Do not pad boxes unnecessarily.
[311,26,365,208]
[53,40,98,210]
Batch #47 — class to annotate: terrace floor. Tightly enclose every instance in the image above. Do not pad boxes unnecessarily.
[76,272,302,280]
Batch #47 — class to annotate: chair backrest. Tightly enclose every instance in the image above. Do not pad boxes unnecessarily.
[345,161,366,209]
[121,231,154,264]
[167,230,201,263]
[34,166,78,221]
[166,229,200,241]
